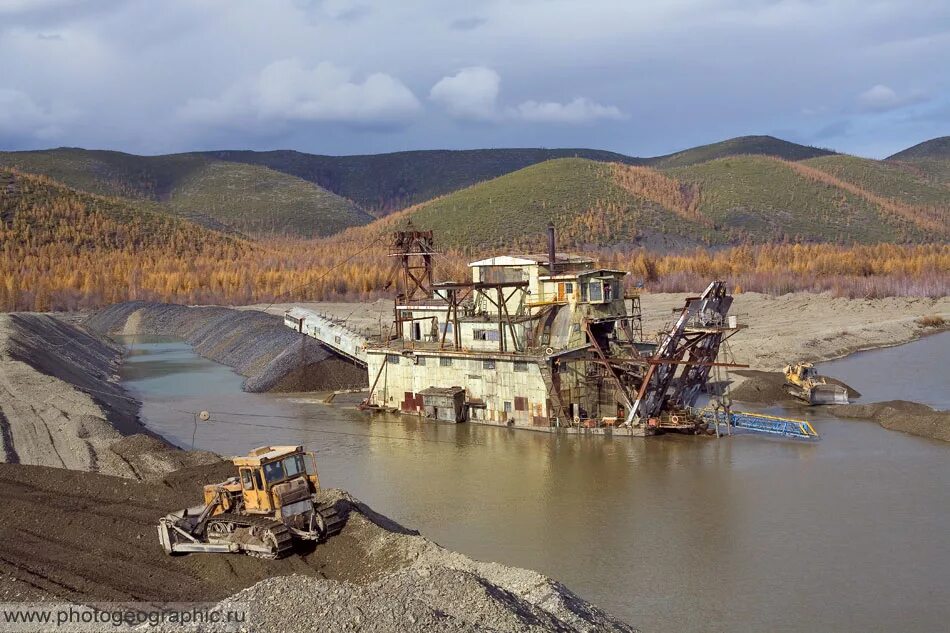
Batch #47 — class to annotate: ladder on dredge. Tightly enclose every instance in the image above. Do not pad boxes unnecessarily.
[703,410,820,440]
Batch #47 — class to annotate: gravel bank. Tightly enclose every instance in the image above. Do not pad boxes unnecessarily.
[0,462,633,632]
[828,400,950,442]
[0,313,216,478]
[86,302,367,392]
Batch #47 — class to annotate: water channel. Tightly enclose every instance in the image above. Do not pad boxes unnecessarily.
[118,333,950,633]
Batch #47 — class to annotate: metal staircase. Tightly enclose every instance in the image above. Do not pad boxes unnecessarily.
[538,361,567,423]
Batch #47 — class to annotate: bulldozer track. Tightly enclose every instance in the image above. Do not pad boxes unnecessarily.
[316,502,346,538]
[207,513,294,558]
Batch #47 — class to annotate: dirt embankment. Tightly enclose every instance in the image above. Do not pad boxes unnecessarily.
[86,302,367,392]
[0,313,217,478]
[0,462,632,632]
[637,292,950,370]
[828,401,950,443]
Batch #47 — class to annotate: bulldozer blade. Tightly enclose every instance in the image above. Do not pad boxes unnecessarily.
[809,384,849,405]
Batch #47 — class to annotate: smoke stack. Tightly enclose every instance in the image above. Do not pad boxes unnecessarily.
[547,222,556,273]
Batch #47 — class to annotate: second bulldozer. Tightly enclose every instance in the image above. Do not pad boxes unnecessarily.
[783,362,849,405]
[158,445,344,558]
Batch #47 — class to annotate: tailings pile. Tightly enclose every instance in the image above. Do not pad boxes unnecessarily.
[86,302,367,392]
[0,313,216,478]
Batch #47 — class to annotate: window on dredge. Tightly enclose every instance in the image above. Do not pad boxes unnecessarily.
[440,357,453,367]
[386,354,401,364]
[513,361,528,372]
[483,359,496,370]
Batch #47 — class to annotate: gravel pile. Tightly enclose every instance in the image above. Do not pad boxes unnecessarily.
[206,565,636,633]
[86,302,366,392]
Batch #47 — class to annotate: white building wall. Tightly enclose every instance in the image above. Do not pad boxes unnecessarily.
[367,351,550,426]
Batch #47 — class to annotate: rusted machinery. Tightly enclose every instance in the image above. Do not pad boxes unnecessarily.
[627,281,738,428]
[783,362,849,405]
[158,445,343,558]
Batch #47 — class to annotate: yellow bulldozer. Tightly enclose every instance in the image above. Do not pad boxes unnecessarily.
[783,362,849,405]
[158,445,344,559]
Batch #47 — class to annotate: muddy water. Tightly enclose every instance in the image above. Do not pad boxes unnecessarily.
[817,331,950,410]
[119,335,950,633]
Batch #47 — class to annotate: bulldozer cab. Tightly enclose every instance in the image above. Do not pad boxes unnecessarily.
[787,362,818,383]
[233,446,321,514]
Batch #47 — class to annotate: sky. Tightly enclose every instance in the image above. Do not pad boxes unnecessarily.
[1,0,947,159]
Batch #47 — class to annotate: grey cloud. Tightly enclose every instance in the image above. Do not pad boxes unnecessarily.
[449,16,487,31]
[430,67,624,125]
[178,59,421,129]
[857,84,930,113]
[0,0,947,156]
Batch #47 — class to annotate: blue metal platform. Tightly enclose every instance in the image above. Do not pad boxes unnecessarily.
[703,410,820,440]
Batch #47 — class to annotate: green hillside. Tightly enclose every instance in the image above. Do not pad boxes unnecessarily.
[887,136,950,160]
[203,147,640,214]
[667,156,936,242]
[801,155,950,206]
[367,158,710,249]
[0,149,372,237]
[352,156,942,249]
[883,137,950,187]
[647,135,833,169]
[0,168,243,253]
[165,161,370,237]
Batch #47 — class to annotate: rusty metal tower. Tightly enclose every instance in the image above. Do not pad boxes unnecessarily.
[383,222,436,339]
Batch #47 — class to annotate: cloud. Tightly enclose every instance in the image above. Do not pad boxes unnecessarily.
[178,59,421,128]
[449,16,487,31]
[0,89,69,139]
[430,67,623,125]
[429,67,501,121]
[512,97,625,124]
[857,84,927,113]
[0,0,80,14]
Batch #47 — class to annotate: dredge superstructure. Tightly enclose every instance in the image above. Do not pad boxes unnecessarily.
[288,224,749,436]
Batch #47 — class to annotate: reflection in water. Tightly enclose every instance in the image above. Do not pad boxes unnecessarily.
[118,336,950,633]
